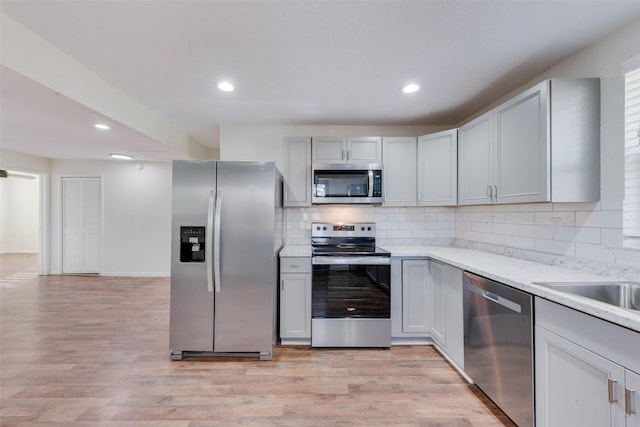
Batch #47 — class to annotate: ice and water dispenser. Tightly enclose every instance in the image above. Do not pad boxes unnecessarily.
[180,226,205,262]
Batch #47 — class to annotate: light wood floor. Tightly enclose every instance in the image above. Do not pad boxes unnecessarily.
[0,253,515,426]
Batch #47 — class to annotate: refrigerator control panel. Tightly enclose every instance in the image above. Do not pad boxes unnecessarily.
[180,226,205,262]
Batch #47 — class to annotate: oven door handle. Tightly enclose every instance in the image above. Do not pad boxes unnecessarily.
[313,256,390,265]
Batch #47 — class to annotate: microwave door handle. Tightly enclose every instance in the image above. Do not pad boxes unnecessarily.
[368,170,374,197]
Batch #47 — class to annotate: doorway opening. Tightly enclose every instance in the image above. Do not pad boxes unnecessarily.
[0,170,41,285]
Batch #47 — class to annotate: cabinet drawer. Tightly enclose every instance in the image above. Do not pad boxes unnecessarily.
[280,257,311,273]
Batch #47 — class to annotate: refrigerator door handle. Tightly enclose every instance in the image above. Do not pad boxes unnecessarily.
[206,190,215,293]
[214,191,222,293]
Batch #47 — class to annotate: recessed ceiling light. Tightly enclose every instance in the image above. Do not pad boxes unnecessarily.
[217,81,235,92]
[110,154,133,160]
[94,123,111,130]
[402,84,420,94]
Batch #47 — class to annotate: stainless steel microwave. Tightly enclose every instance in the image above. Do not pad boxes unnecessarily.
[312,163,383,204]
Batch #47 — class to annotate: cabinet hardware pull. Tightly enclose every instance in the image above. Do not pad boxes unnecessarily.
[487,185,492,197]
[608,378,618,403]
[290,265,299,268]
[342,150,346,160]
[493,186,498,202]
[347,150,351,160]
[626,387,636,415]
[281,280,284,291]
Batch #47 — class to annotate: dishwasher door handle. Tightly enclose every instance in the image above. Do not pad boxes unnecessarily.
[468,283,522,313]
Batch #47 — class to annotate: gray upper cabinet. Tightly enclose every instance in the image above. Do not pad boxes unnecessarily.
[283,137,311,207]
[418,129,458,206]
[458,112,493,205]
[312,136,382,163]
[382,137,417,206]
[458,78,601,205]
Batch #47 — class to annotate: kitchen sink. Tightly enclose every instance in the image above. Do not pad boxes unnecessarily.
[535,281,640,312]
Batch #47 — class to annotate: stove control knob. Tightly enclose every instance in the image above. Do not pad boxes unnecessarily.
[361,226,365,231]
[367,226,372,231]
[323,226,327,230]
[316,226,321,230]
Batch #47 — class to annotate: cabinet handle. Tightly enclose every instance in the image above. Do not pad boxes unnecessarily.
[347,150,351,160]
[626,387,636,415]
[493,185,498,202]
[342,150,346,160]
[608,378,618,403]
[487,185,492,197]
[289,265,299,268]
[281,280,284,291]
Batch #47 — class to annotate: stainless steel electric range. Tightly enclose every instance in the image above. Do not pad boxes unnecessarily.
[311,222,391,347]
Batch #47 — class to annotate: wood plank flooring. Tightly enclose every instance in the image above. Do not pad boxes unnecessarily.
[0,254,515,426]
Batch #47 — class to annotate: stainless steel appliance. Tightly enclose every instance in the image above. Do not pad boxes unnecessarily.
[170,160,283,361]
[312,163,383,204]
[463,271,534,427]
[311,222,391,347]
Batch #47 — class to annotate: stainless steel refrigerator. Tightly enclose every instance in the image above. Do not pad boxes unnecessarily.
[169,160,283,361]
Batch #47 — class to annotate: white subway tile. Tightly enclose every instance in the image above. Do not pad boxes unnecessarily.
[519,224,553,239]
[493,204,519,212]
[535,211,575,226]
[483,233,505,245]
[493,223,519,236]
[552,226,601,244]
[519,203,552,212]
[601,228,623,246]
[576,243,616,263]
[505,235,535,250]
[387,230,413,238]
[534,239,576,257]
[576,210,623,228]
[505,212,535,225]
[552,202,599,212]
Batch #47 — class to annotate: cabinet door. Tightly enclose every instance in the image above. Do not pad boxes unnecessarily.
[280,273,311,339]
[535,325,626,427]
[312,137,346,163]
[402,259,430,333]
[627,370,640,427]
[348,137,382,163]
[495,80,550,203]
[382,137,417,206]
[418,129,458,206]
[430,261,446,346]
[458,112,493,205]
[283,137,311,206]
[442,262,464,368]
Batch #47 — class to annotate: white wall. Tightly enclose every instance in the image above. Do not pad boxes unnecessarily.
[0,173,39,253]
[49,159,172,276]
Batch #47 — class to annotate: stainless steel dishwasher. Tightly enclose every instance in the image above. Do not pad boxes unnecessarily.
[463,271,534,427]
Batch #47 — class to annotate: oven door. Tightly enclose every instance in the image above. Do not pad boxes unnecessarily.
[311,255,391,347]
[312,256,391,319]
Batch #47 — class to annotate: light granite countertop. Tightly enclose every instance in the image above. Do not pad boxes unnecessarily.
[279,244,640,333]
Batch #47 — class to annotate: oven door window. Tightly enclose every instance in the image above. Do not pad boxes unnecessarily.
[312,264,390,318]
[314,171,369,198]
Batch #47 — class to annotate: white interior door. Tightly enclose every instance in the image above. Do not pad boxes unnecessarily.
[62,177,101,273]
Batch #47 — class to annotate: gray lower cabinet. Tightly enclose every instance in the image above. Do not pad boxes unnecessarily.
[429,260,464,368]
[391,258,430,341]
[535,298,640,427]
[279,257,312,344]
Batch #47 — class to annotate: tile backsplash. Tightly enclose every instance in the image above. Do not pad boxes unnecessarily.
[285,201,640,279]
[285,205,455,246]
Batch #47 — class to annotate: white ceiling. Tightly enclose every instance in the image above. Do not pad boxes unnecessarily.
[2,1,640,161]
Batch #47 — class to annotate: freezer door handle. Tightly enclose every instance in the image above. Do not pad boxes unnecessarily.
[214,191,222,293]
[206,190,215,293]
